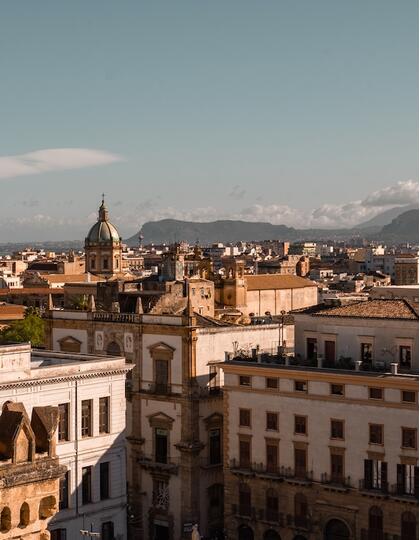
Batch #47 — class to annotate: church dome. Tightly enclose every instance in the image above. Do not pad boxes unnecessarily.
[85,198,121,245]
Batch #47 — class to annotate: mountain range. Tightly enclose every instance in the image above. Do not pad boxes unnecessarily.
[126,205,418,245]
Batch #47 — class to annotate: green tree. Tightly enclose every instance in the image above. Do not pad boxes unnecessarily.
[0,309,45,347]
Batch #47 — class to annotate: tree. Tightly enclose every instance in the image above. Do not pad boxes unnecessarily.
[0,309,45,347]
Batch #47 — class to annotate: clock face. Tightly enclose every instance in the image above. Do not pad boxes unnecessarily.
[155,484,169,509]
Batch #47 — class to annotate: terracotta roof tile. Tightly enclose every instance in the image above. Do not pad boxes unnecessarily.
[308,299,418,320]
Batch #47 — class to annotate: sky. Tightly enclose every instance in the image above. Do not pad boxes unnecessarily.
[0,0,418,242]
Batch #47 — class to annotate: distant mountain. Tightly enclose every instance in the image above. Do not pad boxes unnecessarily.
[126,209,419,246]
[356,204,418,229]
[376,209,419,243]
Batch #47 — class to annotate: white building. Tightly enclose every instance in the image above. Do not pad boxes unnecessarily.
[0,343,133,540]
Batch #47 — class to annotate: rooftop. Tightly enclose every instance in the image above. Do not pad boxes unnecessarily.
[298,299,418,321]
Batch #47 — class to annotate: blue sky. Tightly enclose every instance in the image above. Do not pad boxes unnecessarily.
[0,0,418,241]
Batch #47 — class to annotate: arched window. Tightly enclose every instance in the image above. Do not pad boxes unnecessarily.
[0,507,11,533]
[19,502,30,527]
[266,488,279,522]
[238,525,254,540]
[401,511,417,540]
[264,530,281,540]
[324,519,350,540]
[106,341,121,356]
[294,493,308,528]
[39,496,57,519]
[238,483,251,517]
[368,506,383,537]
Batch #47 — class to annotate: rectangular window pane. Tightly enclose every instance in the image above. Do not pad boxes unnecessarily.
[81,400,92,438]
[295,416,307,435]
[239,440,251,469]
[266,377,278,389]
[209,428,221,465]
[58,403,69,442]
[266,412,278,431]
[99,397,110,434]
[100,462,110,500]
[155,429,168,463]
[59,471,69,509]
[239,409,251,427]
[294,448,306,477]
[331,420,344,440]
[369,424,383,445]
[81,466,92,505]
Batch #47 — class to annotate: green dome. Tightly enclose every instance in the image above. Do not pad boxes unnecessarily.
[85,198,121,244]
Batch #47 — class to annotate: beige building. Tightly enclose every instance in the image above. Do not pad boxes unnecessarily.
[0,400,65,540]
[215,259,318,318]
[45,307,287,540]
[221,302,419,540]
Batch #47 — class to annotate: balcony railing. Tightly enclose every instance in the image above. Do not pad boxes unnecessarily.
[390,483,418,500]
[359,478,388,494]
[92,312,141,323]
[320,473,352,488]
[141,383,173,395]
[137,454,179,474]
[229,459,313,482]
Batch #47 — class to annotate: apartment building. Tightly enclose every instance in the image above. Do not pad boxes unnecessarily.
[221,310,418,540]
[0,343,132,540]
[45,306,286,540]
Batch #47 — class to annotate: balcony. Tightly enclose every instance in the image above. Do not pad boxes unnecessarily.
[359,478,388,496]
[137,454,179,475]
[389,483,418,501]
[141,383,173,396]
[229,459,313,482]
[320,473,352,490]
[92,312,141,323]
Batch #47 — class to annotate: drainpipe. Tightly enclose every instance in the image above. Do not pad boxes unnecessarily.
[75,379,80,516]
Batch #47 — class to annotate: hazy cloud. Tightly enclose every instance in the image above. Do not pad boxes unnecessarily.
[0,148,124,179]
[229,185,247,199]
[362,180,419,207]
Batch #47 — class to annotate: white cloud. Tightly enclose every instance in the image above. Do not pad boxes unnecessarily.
[362,180,419,207]
[0,148,123,179]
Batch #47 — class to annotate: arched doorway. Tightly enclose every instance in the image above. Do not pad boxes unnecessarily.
[324,519,350,540]
[263,530,281,540]
[106,341,121,356]
[401,511,417,540]
[238,525,254,540]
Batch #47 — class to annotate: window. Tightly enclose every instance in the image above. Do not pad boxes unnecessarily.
[59,471,69,510]
[209,365,220,393]
[331,419,344,440]
[294,493,308,527]
[295,380,307,393]
[402,428,417,449]
[155,428,168,464]
[209,428,222,465]
[155,359,169,393]
[330,453,344,483]
[397,464,419,496]
[402,391,416,403]
[364,459,387,491]
[306,338,317,360]
[324,340,335,363]
[266,412,278,431]
[266,489,278,522]
[399,346,412,369]
[208,484,224,522]
[239,375,251,387]
[294,415,307,435]
[266,377,278,390]
[368,506,383,537]
[239,439,251,469]
[369,424,383,445]
[266,442,278,473]
[81,466,92,505]
[361,343,372,363]
[99,397,110,434]
[81,400,92,438]
[90,258,96,270]
[238,484,251,516]
[401,512,417,540]
[103,258,109,270]
[102,522,114,540]
[331,384,344,396]
[100,462,110,500]
[294,448,307,478]
[239,409,251,427]
[19,503,30,527]
[51,529,67,540]
[369,387,383,400]
[58,403,70,442]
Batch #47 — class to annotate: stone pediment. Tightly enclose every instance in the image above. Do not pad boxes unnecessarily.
[203,412,223,428]
[148,342,175,360]
[147,412,175,430]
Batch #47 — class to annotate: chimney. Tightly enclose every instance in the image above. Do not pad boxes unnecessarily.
[390,363,398,375]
